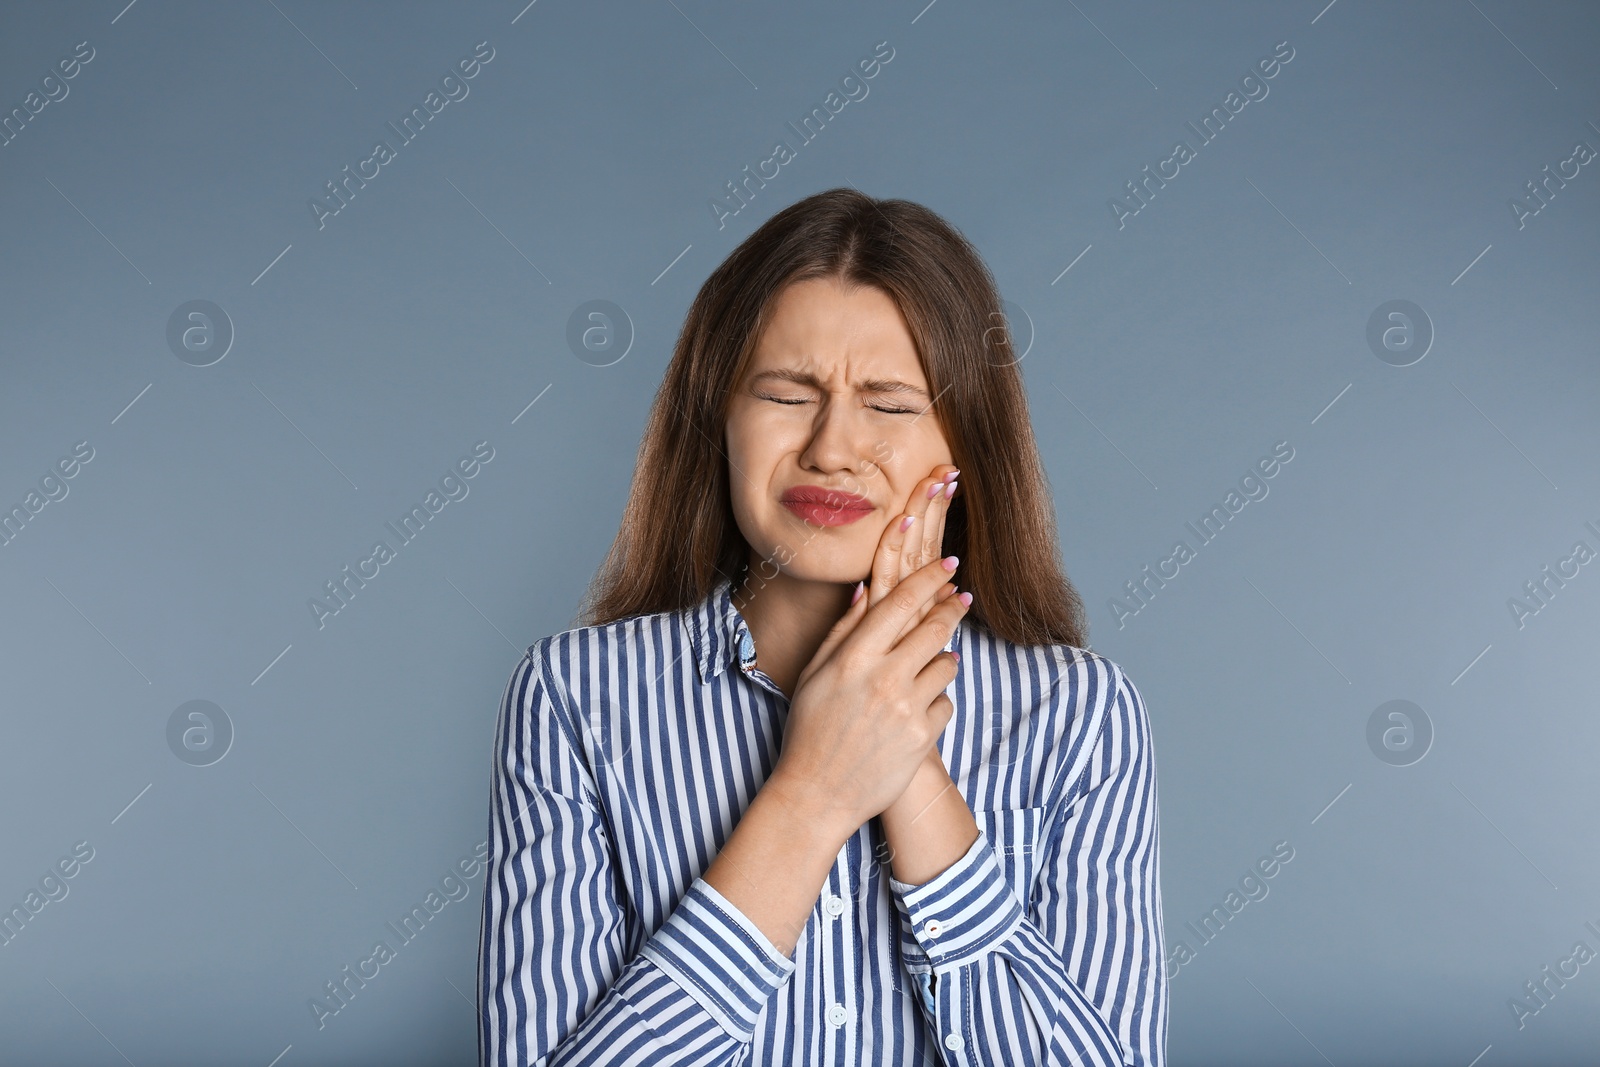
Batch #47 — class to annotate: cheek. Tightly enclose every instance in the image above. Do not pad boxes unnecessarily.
[724,420,776,532]
[726,406,775,466]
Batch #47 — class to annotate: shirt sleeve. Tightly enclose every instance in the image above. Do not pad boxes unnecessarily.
[478,643,798,1067]
[887,660,1168,1066]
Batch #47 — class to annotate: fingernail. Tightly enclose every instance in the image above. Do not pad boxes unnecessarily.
[942,555,959,571]
[928,482,944,499]
[947,468,960,478]
[950,650,960,663]
[957,591,973,608]
[851,580,865,605]
[899,514,916,532]
[943,480,957,498]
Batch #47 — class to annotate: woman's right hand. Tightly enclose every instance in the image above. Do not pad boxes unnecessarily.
[767,554,970,839]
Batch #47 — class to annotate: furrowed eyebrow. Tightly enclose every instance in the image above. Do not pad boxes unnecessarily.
[749,368,930,401]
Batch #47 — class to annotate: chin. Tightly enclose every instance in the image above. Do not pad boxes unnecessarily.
[793,555,876,586]
[749,542,871,587]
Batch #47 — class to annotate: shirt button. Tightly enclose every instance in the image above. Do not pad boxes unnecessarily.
[827,1003,849,1026]
[944,1032,964,1051]
[823,894,846,917]
[922,918,943,938]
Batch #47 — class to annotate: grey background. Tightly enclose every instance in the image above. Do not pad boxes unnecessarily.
[2,0,1596,1063]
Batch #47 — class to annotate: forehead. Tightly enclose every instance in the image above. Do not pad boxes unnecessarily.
[747,278,924,381]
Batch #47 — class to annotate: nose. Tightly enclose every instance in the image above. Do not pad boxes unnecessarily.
[796,395,881,481]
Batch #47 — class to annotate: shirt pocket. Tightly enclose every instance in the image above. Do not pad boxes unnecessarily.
[972,805,1049,908]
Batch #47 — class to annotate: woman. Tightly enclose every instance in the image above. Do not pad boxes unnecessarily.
[479,188,1167,1066]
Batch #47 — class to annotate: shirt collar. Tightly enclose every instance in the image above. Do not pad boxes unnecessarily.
[686,573,961,687]
[687,573,747,685]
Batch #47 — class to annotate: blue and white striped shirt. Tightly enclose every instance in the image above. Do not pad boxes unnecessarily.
[478,573,1167,1066]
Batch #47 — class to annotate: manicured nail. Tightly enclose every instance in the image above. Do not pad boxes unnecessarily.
[899,514,916,532]
[950,650,960,663]
[957,591,973,608]
[947,468,960,478]
[851,580,865,605]
[943,480,957,498]
[941,555,959,571]
[928,482,944,499]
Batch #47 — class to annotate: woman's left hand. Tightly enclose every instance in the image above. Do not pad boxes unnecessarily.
[867,462,962,778]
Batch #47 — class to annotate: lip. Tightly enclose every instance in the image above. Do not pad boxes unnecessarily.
[780,485,874,527]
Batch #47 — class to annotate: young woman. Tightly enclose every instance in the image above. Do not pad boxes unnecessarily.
[478,188,1167,1066]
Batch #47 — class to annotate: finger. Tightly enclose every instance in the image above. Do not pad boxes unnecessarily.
[918,466,959,574]
[868,509,919,609]
[884,467,957,637]
[890,585,970,679]
[905,467,960,633]
[809,578,874,674]
[911,643,960,708]
[922,692,956,738]
[850,554,965,656]
[900,470,949,578]
[903,578,960,648]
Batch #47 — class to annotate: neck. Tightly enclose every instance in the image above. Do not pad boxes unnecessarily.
[730,560,854,700]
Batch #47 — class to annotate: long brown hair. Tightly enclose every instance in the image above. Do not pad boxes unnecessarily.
[578,187,1088,649]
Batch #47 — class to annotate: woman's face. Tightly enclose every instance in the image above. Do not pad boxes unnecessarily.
[726,276,954,585]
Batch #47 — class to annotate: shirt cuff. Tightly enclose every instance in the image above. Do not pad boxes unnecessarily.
[888,826,1025,974]
[638,875,797,1043]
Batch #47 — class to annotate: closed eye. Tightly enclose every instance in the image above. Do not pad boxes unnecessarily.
[758,393,916,416]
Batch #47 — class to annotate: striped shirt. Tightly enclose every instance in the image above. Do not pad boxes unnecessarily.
[478,573,1167,1066]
